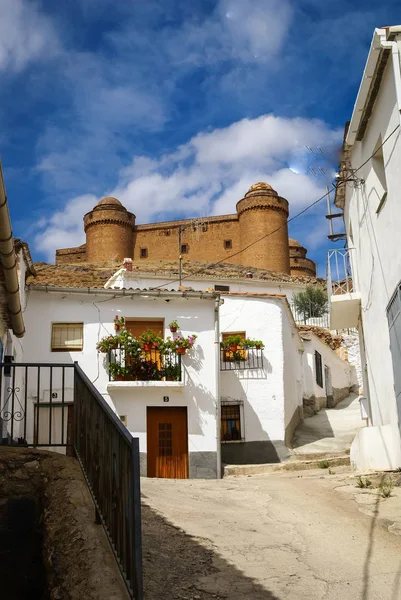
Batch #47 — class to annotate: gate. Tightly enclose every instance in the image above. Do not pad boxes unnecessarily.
[0,361,143,600]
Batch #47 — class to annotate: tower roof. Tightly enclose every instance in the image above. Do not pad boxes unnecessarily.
[244,182,277,197]
[288,238,301,247]
[97,196,122,207]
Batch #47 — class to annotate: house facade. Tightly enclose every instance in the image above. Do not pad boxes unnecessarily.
[330,25,401,469]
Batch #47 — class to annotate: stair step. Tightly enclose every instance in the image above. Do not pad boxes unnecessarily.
[223,455,350,477]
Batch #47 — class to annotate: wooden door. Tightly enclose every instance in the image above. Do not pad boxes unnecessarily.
[147,407,188,478]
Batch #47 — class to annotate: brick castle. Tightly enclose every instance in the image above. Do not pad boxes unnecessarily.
[55,182,316,278]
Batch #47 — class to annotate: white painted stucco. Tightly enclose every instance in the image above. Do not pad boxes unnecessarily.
[22,289,219,474]
[301,334,358,411]
[341,34,401,468]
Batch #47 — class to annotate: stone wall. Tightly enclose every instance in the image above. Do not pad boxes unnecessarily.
[0,448,129,600]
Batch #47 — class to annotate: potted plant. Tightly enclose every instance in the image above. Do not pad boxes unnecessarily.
[169,320,180,333]
[174,334,197,356]
[96,334,119,353]
[164,361,181,381]
[140,329,159,352]
[114,315,125,331]
[254,340,265,350]
[225,334,243,352]
[109,362,129,381]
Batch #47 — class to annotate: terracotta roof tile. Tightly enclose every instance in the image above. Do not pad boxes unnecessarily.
[26,260,323,289]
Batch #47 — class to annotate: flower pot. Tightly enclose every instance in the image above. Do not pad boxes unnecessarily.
[114,324,120,331]
[229,344,238,352]
[177,347,186,355]
[170,326,177,333]
[115,375,124,381]
[255,345,261,350]
[110,343,118,350]
[143,343,153,352]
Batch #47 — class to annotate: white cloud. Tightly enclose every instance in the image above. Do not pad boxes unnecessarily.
[163,0,292,66]
[35,113,341,261]
[0,0,60,71]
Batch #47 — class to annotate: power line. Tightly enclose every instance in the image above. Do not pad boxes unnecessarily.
[135,123,401,291]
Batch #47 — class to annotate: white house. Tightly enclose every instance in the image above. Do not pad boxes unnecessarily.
[330,25,401,470]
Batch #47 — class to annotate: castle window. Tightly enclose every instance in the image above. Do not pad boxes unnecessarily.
[224,240,232,250]
[165,230,171,236]
[140,248,148,258]
[181,244,188,254]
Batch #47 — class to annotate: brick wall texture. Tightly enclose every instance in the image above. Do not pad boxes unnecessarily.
[55,183,317,276]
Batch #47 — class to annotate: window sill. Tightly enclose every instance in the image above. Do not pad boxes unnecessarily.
[107,380,184,391]
[221,439,245,444]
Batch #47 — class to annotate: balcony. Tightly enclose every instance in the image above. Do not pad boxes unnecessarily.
[327,249,361,329]
[220,347,264,371]
[106,346,183,389]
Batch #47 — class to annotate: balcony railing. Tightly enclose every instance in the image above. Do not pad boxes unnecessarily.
[327,248,354,298]
[108,346,182,382]
[327,248,361,330]
[220,348,263,371]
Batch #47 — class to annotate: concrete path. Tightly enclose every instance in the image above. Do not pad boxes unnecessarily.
[142,470,401,600]
[291,393,364,456]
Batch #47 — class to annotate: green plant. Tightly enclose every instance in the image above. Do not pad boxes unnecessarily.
[378,478,394,498]
[328,468,335,475]
[114,315,125,325]
[173,334,197,351]
[356,476,372,489]
[169,320,180,330]
[140,329,162,345]
[292,286,328,322]
[164,361,181,381]
[225,334,243,347]
[242,338,265,350]
[108,362,130,380]
[96,335,119,353]
[318,460,330,469]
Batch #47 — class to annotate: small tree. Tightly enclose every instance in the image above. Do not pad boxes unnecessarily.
[293,286,328,323]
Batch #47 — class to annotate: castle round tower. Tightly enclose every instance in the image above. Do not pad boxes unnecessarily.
[83,197,135,263]
[288,238,317,277]
[236,183,290,273]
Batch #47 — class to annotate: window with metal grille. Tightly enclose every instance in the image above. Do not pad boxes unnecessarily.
[140,248,148,258]
[315,351,323,388]
[221,404,242,441]
[51,323,83,352]
[215,284,230,292]
[181,244,188,254]
[224,239,232,249]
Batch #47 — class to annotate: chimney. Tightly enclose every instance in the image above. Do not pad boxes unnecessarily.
[123,258,133,272]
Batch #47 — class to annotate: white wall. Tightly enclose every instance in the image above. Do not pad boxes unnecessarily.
[22,289,218,462]
[282,306,303,429]
[344,47,401,464]
[302,334,357,408]
[219,296,301,443]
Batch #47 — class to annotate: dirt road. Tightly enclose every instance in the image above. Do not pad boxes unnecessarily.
[141,470,401,600]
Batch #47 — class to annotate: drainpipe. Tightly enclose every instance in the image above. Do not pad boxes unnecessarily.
[379,31,401,123]
[0,164,24,338]
[214,296,222,478]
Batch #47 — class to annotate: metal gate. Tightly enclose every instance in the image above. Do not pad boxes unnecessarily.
[387,284,401,430]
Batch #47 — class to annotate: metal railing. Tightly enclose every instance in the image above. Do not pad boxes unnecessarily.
[327,248,354,297]
[108,346,182,382]
[0,362,143,599]
[289,301,331,328]
[220,348,264,371]
[74,364,143,598]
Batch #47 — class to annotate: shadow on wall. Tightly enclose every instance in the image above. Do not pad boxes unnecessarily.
[141,500,280,600]
[221,374,287,465]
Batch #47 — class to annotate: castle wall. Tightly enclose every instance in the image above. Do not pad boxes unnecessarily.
[133,216,242,265]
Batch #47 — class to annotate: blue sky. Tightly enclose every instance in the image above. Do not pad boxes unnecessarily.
[2,0,401,275]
